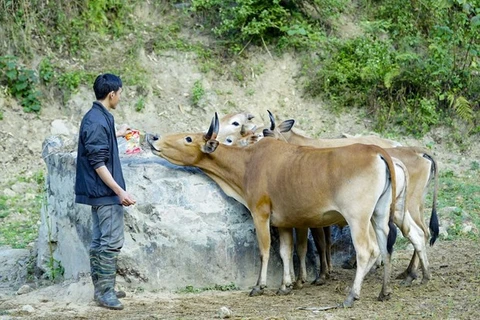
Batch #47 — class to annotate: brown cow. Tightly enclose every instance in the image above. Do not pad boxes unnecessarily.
[263,111,439,286]
[147,113,399,307]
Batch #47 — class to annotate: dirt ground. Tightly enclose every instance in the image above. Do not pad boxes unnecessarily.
[1,239,479,319]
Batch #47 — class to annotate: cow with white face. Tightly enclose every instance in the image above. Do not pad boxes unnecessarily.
[147,113,399,308]
[216,111,258,145]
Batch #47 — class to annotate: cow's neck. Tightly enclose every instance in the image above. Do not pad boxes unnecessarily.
[197,145,251,206]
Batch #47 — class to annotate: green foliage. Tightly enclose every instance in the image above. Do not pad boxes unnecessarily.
[1,0,137,57]
[0,192,43,248]
[303,0,480,135]
[192,80,205,107]
[56,70,95,104]
[430,168,480,241]
[45,258,65,281]
[0,171,45,248]
[0,56,41,112]
[471,161,480,171]
[134,96,146,112]
[190,0,332,52]
[38,58,55,84]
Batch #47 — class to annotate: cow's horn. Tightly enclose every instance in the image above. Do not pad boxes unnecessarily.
[205,115,216,140]
[212,112,219,140]
[267,110,276,130]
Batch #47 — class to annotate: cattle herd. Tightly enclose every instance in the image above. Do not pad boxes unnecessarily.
[146,111,439,308]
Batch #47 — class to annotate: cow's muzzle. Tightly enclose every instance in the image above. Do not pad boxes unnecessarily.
[146,133,160,151]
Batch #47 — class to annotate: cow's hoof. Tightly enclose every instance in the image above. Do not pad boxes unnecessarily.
[293,280,304,290]
[341,298,354,308]
[311,277,327,286]
[400,274,416,286]
[378,291,392,301]
[395,270,408,280]
[249,286,264,297]
[342,260,356,270]
[276,286,293,296]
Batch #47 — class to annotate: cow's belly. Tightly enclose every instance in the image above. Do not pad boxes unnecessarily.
[270,209,345,228]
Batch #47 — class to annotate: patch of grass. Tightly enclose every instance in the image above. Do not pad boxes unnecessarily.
[0,171,44,248]
[134,96,146,112]
[192,80,205,107]
[56,70,95,103]
[394,235,410,250]
[431,167,480,241]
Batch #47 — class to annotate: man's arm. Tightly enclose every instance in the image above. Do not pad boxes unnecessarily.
[95,166,136,206]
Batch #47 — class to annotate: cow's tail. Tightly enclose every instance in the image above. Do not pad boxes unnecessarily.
[380,151,398,255]
[423,152,439,246]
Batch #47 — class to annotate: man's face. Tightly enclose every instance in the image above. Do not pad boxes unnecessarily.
[109,87,122,109]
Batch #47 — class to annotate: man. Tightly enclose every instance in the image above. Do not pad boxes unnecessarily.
[75,73,136,310]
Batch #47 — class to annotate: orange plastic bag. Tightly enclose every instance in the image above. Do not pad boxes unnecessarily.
[125,129,142,154]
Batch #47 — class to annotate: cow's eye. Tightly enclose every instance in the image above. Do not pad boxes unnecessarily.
[226,138,233,144]
[185,137,192,143]
[232,121,239,126]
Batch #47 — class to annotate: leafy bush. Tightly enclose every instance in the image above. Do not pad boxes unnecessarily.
[56,70,96,104]
[304,0,480,135]
[190,0,333,52]
[192,80,205,107]
[38,57,55,84]
[134,96,146,112]
[1,0,137,57]
[0,55,41,112]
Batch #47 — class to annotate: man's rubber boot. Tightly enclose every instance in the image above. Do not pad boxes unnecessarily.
[94,251,124,310]
[90,249,126,300]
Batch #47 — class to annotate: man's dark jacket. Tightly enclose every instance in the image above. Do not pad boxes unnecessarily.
[75,101,125,206]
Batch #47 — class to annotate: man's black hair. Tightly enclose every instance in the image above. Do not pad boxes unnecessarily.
[93,73,123,100]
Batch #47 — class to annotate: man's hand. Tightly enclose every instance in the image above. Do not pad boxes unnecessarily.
[118,189,136,206]
[95,166,136,206]
[116,124,131,138]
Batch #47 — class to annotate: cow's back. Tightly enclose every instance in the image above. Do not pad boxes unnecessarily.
[243,139,392,228]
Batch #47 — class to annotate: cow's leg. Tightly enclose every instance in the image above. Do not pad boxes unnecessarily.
[369,216,394,303]
[400,211,431,285]
[371,182,396,304]
[324,226,332,274]
[397,252,420,284]
[394,197,430,284]
[310,227,328,285]
[293,228,309,289]
[277,227,294,295]
[397,202,430,284]
[343,221,380,308]
[250,208,271,297]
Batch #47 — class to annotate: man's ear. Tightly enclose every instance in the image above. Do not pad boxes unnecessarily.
[202,140,219,154]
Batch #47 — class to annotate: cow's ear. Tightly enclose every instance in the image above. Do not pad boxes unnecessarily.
[278,119,295,133]
[263,128,275,137]
[202,140,219,154]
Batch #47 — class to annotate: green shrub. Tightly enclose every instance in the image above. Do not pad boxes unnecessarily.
[0,55,41,112]
[190,0,332,52]
[192,80,205,107]
[38,58,55,84]
[56,70,95,104]
[303,0,480,135]
[134,96,146,112]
